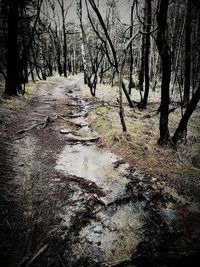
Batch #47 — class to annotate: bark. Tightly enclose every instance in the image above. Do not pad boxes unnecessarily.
[138,32,145,92]
[172,84,200,144]
[129,0,136,95]
[156,0,171,145]
[139,0,152,108]
[183,0,192,104]
[5,0,19,95]
[59,0,67,77]
[77,0,88,85]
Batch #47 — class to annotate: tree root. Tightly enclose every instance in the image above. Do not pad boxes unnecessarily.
[16,116,50,134]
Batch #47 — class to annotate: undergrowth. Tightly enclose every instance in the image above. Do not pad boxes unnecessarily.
[88,100,200,188]
[0,80,38,124]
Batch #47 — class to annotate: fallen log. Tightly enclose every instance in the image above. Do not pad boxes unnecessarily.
[64,133,100,142]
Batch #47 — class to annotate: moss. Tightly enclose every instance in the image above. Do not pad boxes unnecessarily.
[25,82,38,95]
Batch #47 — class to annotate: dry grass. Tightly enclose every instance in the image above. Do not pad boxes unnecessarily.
[81,80,200,185]
[0,81,38,124]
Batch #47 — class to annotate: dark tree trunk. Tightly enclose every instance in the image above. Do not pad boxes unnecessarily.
[57,47,63,76]
[172,84,200,144]
[139,0,152,108]
[183,0,192,105]
[5,0,19,95]
[138,33,145,92]
[62,12,67,77]
[156,0,171,145]
[58,0,67,77]
[129,0,135,95]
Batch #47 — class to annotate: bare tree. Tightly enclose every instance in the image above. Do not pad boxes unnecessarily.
[57,0,73,77]
[4,0,19,95]
[183,0,192,105]
[172,84,200,144]
[139,0,152,108]
[87,0,134,108]
[156,0,171,145]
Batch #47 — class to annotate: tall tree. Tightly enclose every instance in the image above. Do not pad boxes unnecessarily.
[4,0,19,95]
[183,0,192,105]
[87,0,134,108]
[57,0,67,77]
[77,0,88,84]
[156,0,171,145]
[129,0,136,95]
[139,0,152,108]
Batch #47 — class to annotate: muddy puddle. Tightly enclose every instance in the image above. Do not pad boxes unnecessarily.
[53,80,200,266]
[55,142,145,265]
[55,144,129,205]
[70,201,144,265]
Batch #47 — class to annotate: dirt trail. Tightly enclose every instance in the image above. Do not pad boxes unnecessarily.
[0,75,200,267]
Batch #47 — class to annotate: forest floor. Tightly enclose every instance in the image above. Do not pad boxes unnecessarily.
[0,74,200,267]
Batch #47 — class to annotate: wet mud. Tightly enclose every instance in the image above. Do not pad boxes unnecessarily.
[0,75,200,267]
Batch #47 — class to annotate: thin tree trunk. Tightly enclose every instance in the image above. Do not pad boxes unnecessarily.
[138,32,145,92]
[88,0,134,108]
[77,0,88,85]
[156,0,171,145]
[172,84,200,144]
[183,0,191,105]
[139,0,151,108]
[62,5,67,77]
[129,0,135,95]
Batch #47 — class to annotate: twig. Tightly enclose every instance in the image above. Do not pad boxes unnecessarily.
[14,135,28,141]
[24,244,48,267]
[57,114,69,122]
[58,255,66,267]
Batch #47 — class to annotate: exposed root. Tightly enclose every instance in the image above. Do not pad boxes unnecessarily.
[16,116,51,134]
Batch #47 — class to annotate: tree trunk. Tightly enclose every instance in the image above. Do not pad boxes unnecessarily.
[5,0,19,95]
[156,0,171,145]
[77,0,89,86]
[139,0,152,108]
[172,84,200,144]
[138,32,145,92]
[88,0,134,108]
[61,3,67,77]
[128,0,135,95]
[183,0,191,105]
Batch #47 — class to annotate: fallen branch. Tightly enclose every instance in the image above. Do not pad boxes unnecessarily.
[60,128,74,134]
[57,114,69,122]
[14,135,28,141]
[64,133,100,142]
[68,112,87,118]
[23,244,48,267]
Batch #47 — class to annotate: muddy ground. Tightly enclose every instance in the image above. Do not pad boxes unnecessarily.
[0,75,200,267]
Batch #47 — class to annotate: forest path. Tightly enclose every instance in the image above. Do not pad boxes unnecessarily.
[0,75,200,267]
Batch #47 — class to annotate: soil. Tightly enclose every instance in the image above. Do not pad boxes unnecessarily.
[0,75,200,267]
